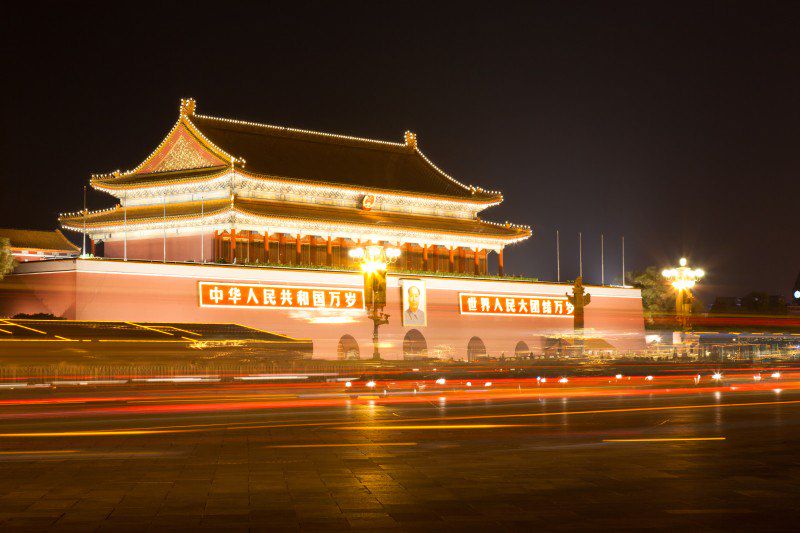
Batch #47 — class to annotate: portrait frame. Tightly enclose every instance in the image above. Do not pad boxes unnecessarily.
[400,278,427,327]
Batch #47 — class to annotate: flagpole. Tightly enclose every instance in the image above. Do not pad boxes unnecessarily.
[163,194,167,263]
[556,229,561,282]
[578,232,583,278]
[123,193,127,261]
[82,185,87,256]
[621,235,626,287]
[200,195,204,263]
[601,233,604,286]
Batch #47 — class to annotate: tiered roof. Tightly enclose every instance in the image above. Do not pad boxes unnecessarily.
[61,99,531,247]
[91,99,502,204]
[60,197,528,242]
[0,229,79,253]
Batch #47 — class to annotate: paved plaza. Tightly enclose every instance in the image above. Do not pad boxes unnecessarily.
[1,385,799,531]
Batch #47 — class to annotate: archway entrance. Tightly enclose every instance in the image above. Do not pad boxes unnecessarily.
[403,329,428,359]
[467,336,486,361]
[515,340,530,358]
[337,334,360,360]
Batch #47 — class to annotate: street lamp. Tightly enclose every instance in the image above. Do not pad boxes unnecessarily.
[349,243,401,360]
[662,257,704,330]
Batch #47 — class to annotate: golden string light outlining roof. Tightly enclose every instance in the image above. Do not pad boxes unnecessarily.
[59,197,530,244]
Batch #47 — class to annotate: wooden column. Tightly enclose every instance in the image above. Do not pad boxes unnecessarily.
[498,249,505,276]
[326,236,333,267]
[229,229,236,263]
[448,246,455,273]
[278,233,286,264]
[295,234,302,265]
[474,248,480,275]
[264,231,270,262]
[247,231,253,262]
[459,247,466,273]
[90,238,96,256]
[422,245,428,271]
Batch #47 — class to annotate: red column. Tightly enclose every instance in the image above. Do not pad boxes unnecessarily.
[326,236,333,266]
[264,231,270,262]
[248,231,253,262]
[422,245,428,271]
[296,234,302,265]
[278,233,286,264]
[229,229,236,263]
[498,249,504,276]
[90,238,95,256]
[448,246,455,273]
[474,248,480,275]
[459,247,465,273]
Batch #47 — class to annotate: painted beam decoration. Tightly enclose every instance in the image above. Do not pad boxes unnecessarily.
[199,282,364,310]
[459,293,574,317]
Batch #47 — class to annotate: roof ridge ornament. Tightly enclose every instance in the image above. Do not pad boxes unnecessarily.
[180,98,196,117]
[404,131,417,149]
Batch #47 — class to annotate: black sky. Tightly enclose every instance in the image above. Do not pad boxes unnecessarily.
[2,2,798,303]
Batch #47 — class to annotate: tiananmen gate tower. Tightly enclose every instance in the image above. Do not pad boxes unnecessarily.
[1,99,645,359]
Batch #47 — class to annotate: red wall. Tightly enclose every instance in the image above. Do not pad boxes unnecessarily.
[0,259,645,359]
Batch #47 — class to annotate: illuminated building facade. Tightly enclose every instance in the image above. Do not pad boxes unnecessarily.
[0,99,646,359]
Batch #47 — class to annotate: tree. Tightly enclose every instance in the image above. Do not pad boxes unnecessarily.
[629,266,705,323]
[0,238,15,280]
[628,266,675,323]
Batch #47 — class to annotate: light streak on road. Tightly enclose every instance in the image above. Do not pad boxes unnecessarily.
[333,424,536,430]
[0,450,79,455]
[603,437,726,443]
[265,442,417,448]
[0,428,203,438]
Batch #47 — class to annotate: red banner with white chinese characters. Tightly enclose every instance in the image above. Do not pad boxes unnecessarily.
[458,293,574,317]
[199,282,364,310]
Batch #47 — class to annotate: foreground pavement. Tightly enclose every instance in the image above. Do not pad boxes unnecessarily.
[0,377,799,531]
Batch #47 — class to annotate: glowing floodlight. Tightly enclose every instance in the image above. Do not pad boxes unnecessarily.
[771,372,781,379]
[435,378,446,385]
[366,380,376,388]
[558,377,569,384]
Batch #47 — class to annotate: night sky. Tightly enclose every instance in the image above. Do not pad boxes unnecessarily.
[2,2,798,304]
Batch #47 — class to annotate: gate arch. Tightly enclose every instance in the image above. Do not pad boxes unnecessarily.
[467,336,487,361]
[403,329,428,359]
[515,340,530,358]
[337,334,360,360]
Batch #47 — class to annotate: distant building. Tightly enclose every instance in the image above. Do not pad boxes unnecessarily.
[710,292,787,315]
[0,229,79,262]
[790,271,800,314]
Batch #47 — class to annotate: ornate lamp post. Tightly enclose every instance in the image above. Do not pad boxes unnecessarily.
[567,276,591,357]
[348,244,401,360]
[662,258,704,330]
